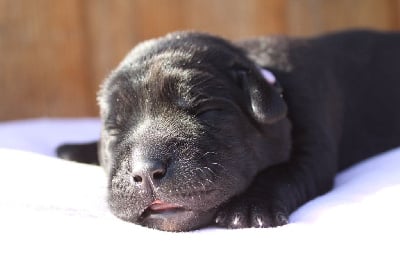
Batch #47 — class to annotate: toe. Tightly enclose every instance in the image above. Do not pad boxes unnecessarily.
[273,212,289,226]
[215,202,249,229]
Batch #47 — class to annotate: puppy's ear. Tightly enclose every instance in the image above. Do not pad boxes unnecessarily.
[232,66,287,124]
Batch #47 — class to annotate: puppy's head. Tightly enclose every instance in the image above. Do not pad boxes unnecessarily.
[98,32,290,231]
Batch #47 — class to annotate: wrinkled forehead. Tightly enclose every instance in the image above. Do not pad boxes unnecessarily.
[98,57,234,116]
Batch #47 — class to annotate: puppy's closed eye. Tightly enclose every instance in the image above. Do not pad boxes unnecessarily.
[192,97,238,118]
[195,105,224,118]
[105,122,122,137]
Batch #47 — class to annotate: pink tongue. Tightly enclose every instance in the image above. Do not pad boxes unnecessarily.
[149,200,180,211]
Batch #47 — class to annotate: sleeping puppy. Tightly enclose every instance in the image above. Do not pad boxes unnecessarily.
[57,30,400,231]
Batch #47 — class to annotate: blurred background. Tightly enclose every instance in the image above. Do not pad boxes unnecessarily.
[1,0,399,121]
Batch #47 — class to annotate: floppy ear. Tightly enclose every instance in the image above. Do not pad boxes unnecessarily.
[233,67,287,124]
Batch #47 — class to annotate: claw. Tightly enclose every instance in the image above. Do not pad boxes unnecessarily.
[275,213,289,226]
[232,215,240,226]
[256,217,263,227]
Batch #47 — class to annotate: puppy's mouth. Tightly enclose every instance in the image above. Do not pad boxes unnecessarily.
[140,200,187,220]
[136,195,220,231]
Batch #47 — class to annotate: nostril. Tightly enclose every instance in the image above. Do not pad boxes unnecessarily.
[133,175,143,183]
[152,169,166,180]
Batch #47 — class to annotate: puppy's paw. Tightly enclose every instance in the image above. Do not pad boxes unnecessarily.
[214,196,289,229]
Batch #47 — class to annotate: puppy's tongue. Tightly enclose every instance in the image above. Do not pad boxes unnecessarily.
[149,200,181,211]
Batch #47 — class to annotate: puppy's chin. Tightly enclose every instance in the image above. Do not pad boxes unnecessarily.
[108,195,222,232]
[139,208,217,232]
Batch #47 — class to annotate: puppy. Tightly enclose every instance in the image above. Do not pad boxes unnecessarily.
[58,30,400,231]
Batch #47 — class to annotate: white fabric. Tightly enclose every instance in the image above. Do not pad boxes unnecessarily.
[0,118,399,265]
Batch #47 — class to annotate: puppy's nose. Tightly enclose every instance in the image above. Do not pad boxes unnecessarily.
[131,159,167,184]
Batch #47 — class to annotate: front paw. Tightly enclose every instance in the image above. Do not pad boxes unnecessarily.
[214,196,289,229]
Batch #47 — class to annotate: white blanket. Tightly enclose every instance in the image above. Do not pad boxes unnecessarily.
[0,118,399,265]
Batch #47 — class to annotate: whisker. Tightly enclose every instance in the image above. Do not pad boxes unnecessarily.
[210,162,227,171]
[200,151,218,159]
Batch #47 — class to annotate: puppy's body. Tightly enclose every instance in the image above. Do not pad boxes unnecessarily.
[241,31,400,169]
[58,30,400,231]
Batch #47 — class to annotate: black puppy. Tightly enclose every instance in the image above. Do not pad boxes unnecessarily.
[58,30,400,231]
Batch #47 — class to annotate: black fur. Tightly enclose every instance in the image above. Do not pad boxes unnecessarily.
[57,30,400,231]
